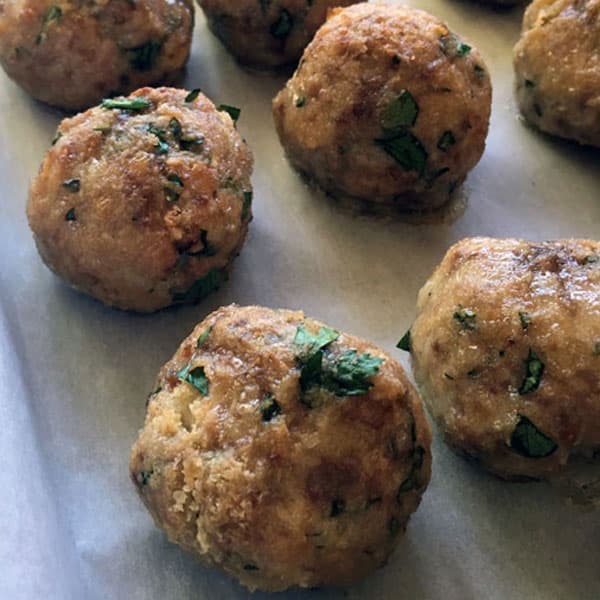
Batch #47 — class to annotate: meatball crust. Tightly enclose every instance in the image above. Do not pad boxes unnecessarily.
[513,0,600,147]
[272,3,492,210]
[409,237,600,480]
[27,87,253,313]
[0,0,194,111]
[130,305,432,592]
[197,0,359,69]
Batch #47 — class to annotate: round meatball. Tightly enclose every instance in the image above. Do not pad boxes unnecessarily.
[513,0,600,147]
[27,87,253,313]
[197,0,359,69]
[0,0,194,111]
[408,237,600,480]
[130,304,432,591]
[272,3,492,210]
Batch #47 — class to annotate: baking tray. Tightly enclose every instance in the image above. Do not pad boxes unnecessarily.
[1,2,599,599]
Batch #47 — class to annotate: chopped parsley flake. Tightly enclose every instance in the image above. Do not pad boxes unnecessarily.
[510,415,557,458]
[101,97,151,112]
[196,327,212,349]
[437,131,456,152]
[218,104,241,123]
[381,90,419,131]
[453,307,476,331]
[177,364,209,395]
[185,89,201,103]
[519,311,532,330]
[170,268,225,303]
[396,330,411,352]
[270,9,293,39]
[260,394,281,422]
[375,131,428,176]
[518,349,544,395]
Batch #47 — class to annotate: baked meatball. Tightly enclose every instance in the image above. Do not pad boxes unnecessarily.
[130,304,432,591]
[272,3,492,210]
[27,87,253,312]
[405,237,600,480]
[0,0,194,111]
[513,0,600,147]
[197,0,359,69]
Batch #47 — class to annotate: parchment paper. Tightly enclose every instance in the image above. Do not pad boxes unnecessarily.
[1,2,599,599]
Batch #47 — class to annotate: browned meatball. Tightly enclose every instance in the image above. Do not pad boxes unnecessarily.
[130,304,432,592]
[406,237,600,480]
[27,87,253,312]
[0,0,194,111]
[513,0,600,147]
[273,2,492,210]
[197,0,360,69]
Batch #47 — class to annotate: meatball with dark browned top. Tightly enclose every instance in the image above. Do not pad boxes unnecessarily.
[197,0,359,69]
[407,237,600,480]
[130,304,432,592]
[0,0,194,110]
[27,87,253,312]
[273,2,492,210]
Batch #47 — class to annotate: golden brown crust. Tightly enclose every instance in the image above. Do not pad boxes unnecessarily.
[513,0,600,147]
[130,305,432,591]
[410,237,600,479]
[0,0,194,110]
[198,0,359,69]
[27,87,253,312]
[272,2,491,209]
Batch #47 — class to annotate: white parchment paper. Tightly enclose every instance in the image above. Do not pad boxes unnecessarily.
[1,2,599,599]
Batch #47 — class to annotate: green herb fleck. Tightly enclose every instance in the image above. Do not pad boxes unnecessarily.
[295,96,306,108]
[242,190,252,220]
[397,446,425,496]
[322,350,384,397]
[65,208,76,221]
[330,498,345,517]
[294,325,340,355]
[270,9,293,39]
[101,97,151,112]
[171,268,226,303]
[437,131,456,152]
[593,341,600,356]
[510,415,557,458]
[396,330,411,352]
[518,349,544,395]
[62,178,80,193]
[186,230,217,257]
[177,364,209,395]
[444,373,454,380]
[525,79,535,88]
[51,131,62,146]
[196,327,212,349]
[260,394,281,422]
[218,104,241,123]
[439,33,471,58]
[380,90,419,131]
[136,469,154,486]
[147,124,169,155]
[453,307,476,331]
[375,131,428,177]
[584,255,599,265]
[37,6,62,44]
[519,311,532,330]
[125,40,163,71]
[185,88,201,103]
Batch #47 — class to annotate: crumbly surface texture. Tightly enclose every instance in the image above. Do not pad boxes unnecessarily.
[130,304,432,592]
[272,2,491,209]
[27,87,253,312]
[410,237,600,480]
[0,0,194,110]
[513,0,600,147]
[198,0,359,68]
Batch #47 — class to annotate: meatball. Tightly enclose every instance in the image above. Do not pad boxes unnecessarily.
[513,0,600,147]
[130,304,432,591]
[406,237,600,480]
[27,87,253,313]
[197,0,359,69]
[272,3,492,210]
[0,0,194,111]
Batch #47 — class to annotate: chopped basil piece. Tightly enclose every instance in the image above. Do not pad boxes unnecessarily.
[260,394,281,422]
[62,178,80,193]
[295,96,306,108]
[242,190,252,220]
[168,117,182,139]
[396,330,411,352]
[270,9,293,39]
[167,173,184,187]
[437,131,456,152]
[510,415,557,458]
[185,88,201,103]
[164,187,180,202]
[37,6,62,44]
[519,311,531,330]
[65,208,76,221]
[101,97,151,112]
[196,327,212,349]
[51,131,62,145]
[518,349,544,395]
[380,90,419,131]
[125,40,163,71]
[439,33,471,58]
[136,469,154,486]
[177,364,209,395]
[218,104,241,123]
[397,446,425,496]
[171,268,226,303]
[375,131,428,176]
[147,124,169,155]
[453,307,476,331]
[294,325,340,355]
[330,498,345,517]
[322,350,383,397]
